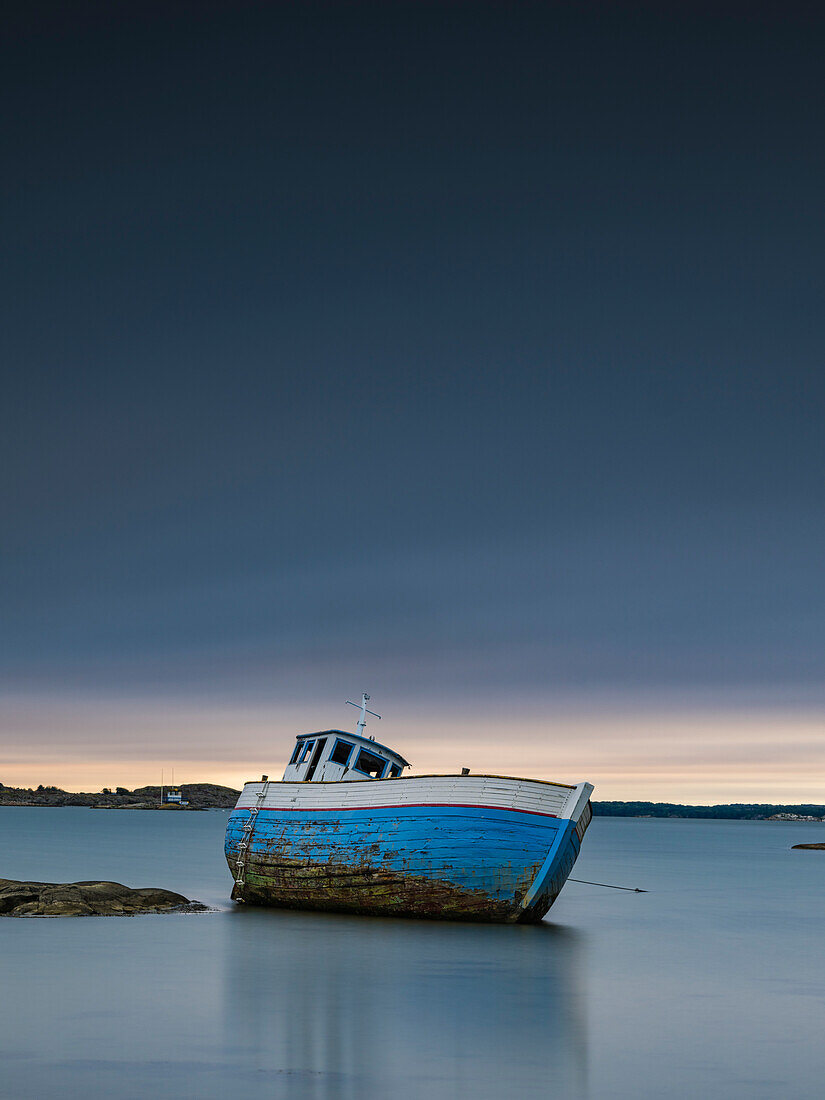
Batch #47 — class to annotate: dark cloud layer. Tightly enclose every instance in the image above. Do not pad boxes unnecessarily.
[2,3,824,727]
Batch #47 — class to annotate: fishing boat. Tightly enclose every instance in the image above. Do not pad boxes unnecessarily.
[225,695,593,923]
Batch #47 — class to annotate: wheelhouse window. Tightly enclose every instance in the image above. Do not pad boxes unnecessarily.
[289,742,302,765]
[329,739,354,767]
[297,740,315,764]
[388,764,401,778]
[354,748,387,778]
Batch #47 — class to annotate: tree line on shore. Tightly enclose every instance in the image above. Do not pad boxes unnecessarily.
[592,802,825,819]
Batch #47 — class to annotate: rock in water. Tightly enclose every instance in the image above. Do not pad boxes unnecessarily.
[0,878,208,916]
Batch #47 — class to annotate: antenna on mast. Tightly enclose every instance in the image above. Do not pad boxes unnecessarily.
[346,693,381,740]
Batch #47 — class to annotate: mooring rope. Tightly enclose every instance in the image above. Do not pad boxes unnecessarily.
[568,877,647,892]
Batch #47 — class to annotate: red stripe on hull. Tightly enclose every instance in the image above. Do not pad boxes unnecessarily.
[236,802,559,819]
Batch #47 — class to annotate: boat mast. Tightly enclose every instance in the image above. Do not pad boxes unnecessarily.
[346,692,381,740]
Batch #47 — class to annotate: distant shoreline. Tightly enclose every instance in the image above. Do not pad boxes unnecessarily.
[2,785,824,820]
[592,801,825,821]
[0,783,239,810]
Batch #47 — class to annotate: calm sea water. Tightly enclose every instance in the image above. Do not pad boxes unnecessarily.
[1,808,823,1099]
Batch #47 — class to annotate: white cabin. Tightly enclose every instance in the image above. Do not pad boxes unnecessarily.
[282,730,410,783]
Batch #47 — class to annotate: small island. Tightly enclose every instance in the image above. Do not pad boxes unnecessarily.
[791,843,825,851]
[0,878,208,917]
[0,782,240,810]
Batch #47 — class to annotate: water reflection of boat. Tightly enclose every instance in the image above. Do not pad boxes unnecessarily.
[225,695,594,923]
[224,907,587,1100]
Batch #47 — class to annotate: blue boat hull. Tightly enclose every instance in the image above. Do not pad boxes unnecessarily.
[225,802,588,923]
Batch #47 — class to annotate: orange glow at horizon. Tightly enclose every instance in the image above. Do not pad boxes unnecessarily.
[3,692,825,805]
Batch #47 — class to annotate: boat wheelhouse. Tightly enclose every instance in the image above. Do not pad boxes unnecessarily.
[225,694,593,924]
[283,730,408,783]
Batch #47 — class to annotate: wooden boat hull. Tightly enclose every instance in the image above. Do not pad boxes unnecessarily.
[225,775,593,924]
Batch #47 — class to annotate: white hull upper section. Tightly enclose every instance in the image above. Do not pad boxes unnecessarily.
[235,774,593,823]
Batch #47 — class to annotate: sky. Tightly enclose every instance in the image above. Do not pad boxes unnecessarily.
[2,1,824,801]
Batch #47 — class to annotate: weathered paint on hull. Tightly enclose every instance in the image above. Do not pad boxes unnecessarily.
[225,803,588,923]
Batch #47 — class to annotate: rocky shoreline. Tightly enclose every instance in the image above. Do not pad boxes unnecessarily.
[0,878,209,917]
